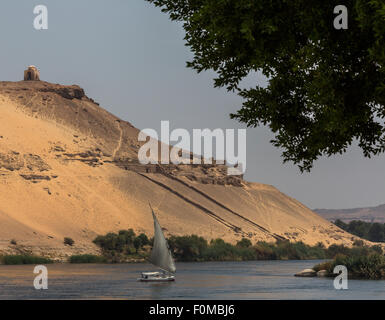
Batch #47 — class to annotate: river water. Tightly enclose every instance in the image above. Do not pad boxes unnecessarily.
[0,260,384,299]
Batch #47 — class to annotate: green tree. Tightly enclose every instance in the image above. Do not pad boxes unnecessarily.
[335,219,385,243]
[133,237,142,252]
[334,219,348,230]
[236,238,252,248]
[168,235,208,261]
[137,233,150,246]
[93,233,118,251]
[118,229,136,244]
[146,0,385,171]
[133,233,150,252]
[348,220,371,238]
[368,223,385,242]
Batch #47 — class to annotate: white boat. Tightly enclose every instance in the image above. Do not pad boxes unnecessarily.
[139,271,175,282]
[138,204,176,282]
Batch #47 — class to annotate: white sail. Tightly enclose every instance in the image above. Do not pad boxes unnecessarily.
[149,205,176,274]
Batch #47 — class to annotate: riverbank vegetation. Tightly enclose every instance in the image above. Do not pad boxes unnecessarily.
[85,229,383,264]
[167,236,328,262]
[334,220,385,242]
[68,254,106,264]
[89,229,150,263]
[314,253,385,280]
[2,229,383,280]
[311,241,385,279]
[167,236,383,262]
[0,255,53,265]
[2,230,381,267]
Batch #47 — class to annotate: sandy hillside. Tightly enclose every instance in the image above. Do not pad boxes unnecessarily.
[0,81,361,260]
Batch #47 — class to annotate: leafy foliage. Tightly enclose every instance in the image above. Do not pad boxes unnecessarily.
[93,229,151,262]
[134,233,150,252]
[92,229,383,264]
[236,238,252,248]
[69,254,106,263]
[168,235,208,261]
[168,237,328,261]
[146,0,385,171]
[314,253,385,279]
[93,229,136,254]
[0,255,53,265]
[334,219,385,242]
[64,237,75,246]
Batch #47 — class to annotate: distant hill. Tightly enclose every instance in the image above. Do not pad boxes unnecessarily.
[314,204,385,223]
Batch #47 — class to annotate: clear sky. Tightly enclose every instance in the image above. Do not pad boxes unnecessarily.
[1,0,384,209]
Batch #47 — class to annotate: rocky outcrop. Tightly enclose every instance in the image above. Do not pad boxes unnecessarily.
[317,270,329,277]
[20,174,51,182]
[0,81,85,100]
[294,269,317,277]
[0,152,50,172]
[38,86,85,100]
[0,151,24,171]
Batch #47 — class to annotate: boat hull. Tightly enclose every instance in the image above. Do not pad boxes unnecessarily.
[138,277,175,282]
[138,272,175,282]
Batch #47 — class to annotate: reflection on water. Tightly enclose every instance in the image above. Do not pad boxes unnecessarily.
[0,260,384,299]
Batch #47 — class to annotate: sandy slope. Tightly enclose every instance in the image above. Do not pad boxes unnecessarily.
[0,81,360,260]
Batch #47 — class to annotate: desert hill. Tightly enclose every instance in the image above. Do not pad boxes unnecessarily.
[315,204,385,223]
[0,80,360,260]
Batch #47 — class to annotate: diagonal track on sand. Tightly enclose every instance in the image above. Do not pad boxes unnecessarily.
[137,172,246,235]
[162,174,285,240]
[112,120,123,159]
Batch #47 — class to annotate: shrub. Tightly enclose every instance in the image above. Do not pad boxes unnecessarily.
[254,242,277,260]
[1,255,53,265]
[10,239,17,245]
[69,254,106,263]
[168,235,208,261]
[93,229,138,254]
[236,238,252,248]
[353,240,364,247]
[315,242,325,249]
[202,238,239,261]
[313,261,333,273]
[326,244,351,258]
[93,233,119,251]
[133,233,150,252]
[64,237,75,246]
[371,245,383,255]
[137,233,150,246]
[332,254,385,279]
[313,253,385,279]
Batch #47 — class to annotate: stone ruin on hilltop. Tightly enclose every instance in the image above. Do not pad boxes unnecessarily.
[24,65,40,81]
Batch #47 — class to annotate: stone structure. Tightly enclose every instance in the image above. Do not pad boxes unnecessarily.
[24,65,40,81]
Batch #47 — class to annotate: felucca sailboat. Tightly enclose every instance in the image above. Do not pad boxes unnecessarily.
[138,204,176,282]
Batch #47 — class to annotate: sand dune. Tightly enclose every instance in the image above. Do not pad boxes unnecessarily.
[0,81,360,260]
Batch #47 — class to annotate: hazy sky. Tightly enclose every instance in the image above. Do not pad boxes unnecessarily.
[1,0,384,209]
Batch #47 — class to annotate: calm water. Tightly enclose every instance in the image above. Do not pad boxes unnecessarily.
[0,260,384,300]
